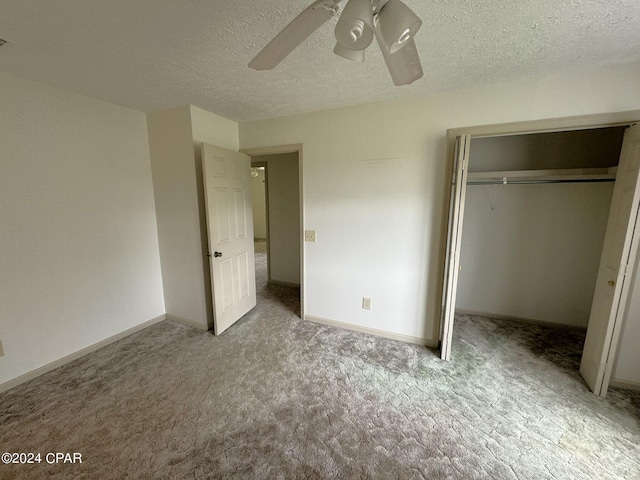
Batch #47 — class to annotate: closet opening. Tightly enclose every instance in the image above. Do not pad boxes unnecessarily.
[440,119,640,396]
[458,127,624,332]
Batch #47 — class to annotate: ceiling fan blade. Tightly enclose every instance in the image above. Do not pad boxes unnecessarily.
[374,25,423,86]
[249,1,343,70]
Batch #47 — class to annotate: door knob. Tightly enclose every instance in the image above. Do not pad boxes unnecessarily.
[608,280,615,287]
[214,252,222,258]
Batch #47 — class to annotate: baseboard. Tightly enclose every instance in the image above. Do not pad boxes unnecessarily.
[305,315,437,348]
[269,279,300,288]
[610,379,640,391]
[0,314,166,395]
[165,314,210,331]
[455,309,588,331]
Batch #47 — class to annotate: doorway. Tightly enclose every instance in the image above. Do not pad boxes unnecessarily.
[439,114,640,396]
[248,149,303,317]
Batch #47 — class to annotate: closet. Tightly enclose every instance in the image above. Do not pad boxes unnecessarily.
[456,128,625,329]
[439,122,640,396]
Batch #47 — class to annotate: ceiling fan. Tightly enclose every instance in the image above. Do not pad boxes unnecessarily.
[248,0,423,86]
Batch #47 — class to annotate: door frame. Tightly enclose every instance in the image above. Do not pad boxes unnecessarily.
[438,110,640,392]
[241,144,305,318]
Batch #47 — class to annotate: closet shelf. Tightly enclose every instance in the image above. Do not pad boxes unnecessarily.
[467,167,617,185]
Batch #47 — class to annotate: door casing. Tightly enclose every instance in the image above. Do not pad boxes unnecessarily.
[241,144,305,318]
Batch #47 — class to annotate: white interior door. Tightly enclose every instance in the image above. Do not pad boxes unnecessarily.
[580,124,640,396]
[440,134,472,360]
[202,143,257,335]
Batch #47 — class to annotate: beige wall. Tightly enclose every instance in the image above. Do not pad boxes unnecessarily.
[0,72,165,387]
[238,62,640,358]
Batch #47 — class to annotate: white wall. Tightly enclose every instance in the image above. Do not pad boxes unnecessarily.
[251,169,267,239]
[238,62,640,348]
[457,183,614,327]
[147,106,207,327]
[253,153,301,285]
[0,72,165,387]
[190,105,239,152]
[147,105,239,329]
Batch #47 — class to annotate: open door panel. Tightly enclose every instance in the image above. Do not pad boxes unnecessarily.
[202,143,257,335]
[440,134,472,361]
[580,124,640,396]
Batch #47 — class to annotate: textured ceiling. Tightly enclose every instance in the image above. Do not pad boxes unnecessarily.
[0,0,639,122]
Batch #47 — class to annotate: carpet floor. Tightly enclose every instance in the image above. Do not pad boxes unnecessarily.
[1,241,639,479]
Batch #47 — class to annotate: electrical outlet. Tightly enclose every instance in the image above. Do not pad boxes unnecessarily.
[305,230,317,242]
[362,297,372,310]
[0,340,4,357]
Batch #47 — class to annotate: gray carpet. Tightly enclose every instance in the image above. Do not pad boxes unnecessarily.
[1,242,639,479]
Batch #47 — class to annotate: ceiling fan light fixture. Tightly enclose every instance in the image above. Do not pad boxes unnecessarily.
[248,0,423,86]
[333,42,366,62]
[334,0,374,50]
[379,0,422,54]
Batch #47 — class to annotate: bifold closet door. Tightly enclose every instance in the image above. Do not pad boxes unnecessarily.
[580,123,640,396]
[440,134,471,361]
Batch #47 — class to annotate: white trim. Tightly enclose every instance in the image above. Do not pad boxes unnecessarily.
[241,144,302,156]
[305,315,437,348]
[166,314,210,331]
[455,309,588,330]
[609,379,640,391]
[0,315,166,395]
[448,110,640,139]
[299,145,305,319]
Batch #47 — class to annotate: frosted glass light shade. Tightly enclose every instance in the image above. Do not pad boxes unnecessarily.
[379,0,422,54]
[335,0,374,51]
[334,42,366,62]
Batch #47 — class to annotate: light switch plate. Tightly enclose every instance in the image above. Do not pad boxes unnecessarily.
[362,297,372,310]
[305,230,317,242]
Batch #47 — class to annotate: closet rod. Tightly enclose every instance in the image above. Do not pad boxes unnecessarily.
[467,178,615,186]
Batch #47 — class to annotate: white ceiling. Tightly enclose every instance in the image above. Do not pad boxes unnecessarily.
[0,0,638,122]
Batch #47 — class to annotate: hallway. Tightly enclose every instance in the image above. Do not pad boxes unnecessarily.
[254,239,300,318]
